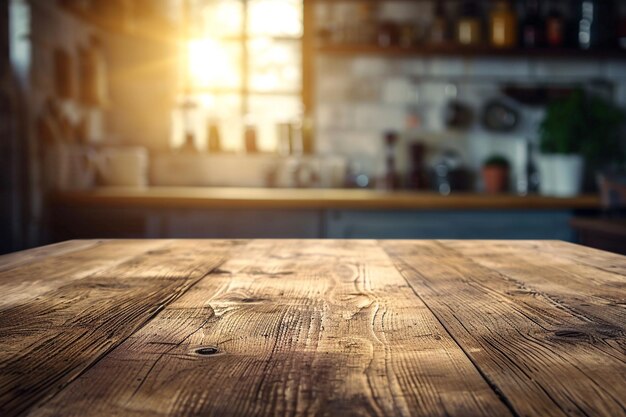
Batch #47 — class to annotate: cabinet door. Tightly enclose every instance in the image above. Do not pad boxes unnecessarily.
[165,209,321,238]
[324,210,575,241]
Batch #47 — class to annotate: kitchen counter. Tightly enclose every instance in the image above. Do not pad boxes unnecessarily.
[53,187,601,210]
[1,239,625,417]
[49,188,601,241]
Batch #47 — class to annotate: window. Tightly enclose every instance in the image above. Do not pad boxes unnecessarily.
[172,0,303,152]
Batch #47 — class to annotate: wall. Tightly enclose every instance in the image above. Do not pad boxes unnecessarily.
[29,1,179,151]
[102,30,178,150]
[313,2,626,192]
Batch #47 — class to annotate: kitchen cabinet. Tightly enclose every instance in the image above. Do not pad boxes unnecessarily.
[162,209,321,239]
[51,206,577,241]
[324,209,575,240]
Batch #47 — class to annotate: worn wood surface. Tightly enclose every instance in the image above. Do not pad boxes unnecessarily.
[0,240,624,417]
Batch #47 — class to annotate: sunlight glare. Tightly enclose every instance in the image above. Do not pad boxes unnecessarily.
[249,0,302,36]
[187,38,239,88]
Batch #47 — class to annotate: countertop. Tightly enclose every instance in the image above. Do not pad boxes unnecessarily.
[1,239,624,417]
[52,187,601,210]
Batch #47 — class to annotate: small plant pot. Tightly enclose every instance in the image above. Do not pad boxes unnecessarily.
[482,165,509,194]
[538,154,584,197]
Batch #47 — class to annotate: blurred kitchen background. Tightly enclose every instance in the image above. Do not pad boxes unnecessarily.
[2,0,626,254]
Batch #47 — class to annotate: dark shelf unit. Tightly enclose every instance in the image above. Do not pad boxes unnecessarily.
[315,44,626,60]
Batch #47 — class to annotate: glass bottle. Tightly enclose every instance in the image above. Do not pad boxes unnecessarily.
[521,0,544,48]
[525,141,540,194]
[490,0,518,48]
[355,3,376,45]
[576,0,616,50]
[179,132,198,153]
[429,2,449,45]
[546,7,566,48]
[244,122,258,154]
[383,131,400,190]
[457,1,482,46]
[207,120,221,153]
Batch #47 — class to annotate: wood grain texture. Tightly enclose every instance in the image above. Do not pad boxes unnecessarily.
[0,240,236,417]
[0,240,101,272]
[26,240,511,417]
[382,240,626,417]
[1,239,625,417]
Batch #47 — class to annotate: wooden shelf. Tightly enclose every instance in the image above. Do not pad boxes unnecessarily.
[316,44,626,60]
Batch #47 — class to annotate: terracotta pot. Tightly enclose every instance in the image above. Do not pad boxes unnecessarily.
[482,165,509,194]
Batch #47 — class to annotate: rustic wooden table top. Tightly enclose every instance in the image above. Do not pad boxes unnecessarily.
[1,240,625,417]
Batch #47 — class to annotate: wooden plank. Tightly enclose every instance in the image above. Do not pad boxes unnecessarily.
[27,240,512,417]
[0,240,237,417]
[506,240,626,276]
[443,240,626,327]
[0,240,167,307]
[383,240,626,417]
[0,240,102,272]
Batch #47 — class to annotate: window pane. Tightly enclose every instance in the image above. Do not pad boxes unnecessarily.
[248,95,301,151]
[187,39,241,90]
[248,0,302,37]
[248,39,301,93]
[199,0,243,38]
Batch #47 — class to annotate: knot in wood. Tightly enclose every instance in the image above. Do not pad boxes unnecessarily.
[195,346,219,356]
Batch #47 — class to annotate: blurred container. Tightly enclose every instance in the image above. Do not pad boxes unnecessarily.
[97,146,148,187]
[277,121,303,157]
[538,154,584,197]
[407,142,428,190]
[399,22,417,48]
[521,0,544,48]
[490,0,518,48]
[597,171,626,209]
[430,149,472,195]
[576,0,616,50]
[429,2,449,44]
[457,1,482,46]
[377,21,399,47]
[78,36,109,107]
[546,7,565,47]
[46,144,97,190]
[206,121,221,153]
[244,122,258,154]
[382,131,400,190]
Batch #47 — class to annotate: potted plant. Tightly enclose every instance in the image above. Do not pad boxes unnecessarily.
[538,89,624,197]
[482,154,510,194]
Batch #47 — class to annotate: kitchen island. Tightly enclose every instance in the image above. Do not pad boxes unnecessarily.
[50,188,600,241]
[1,239,624,417]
